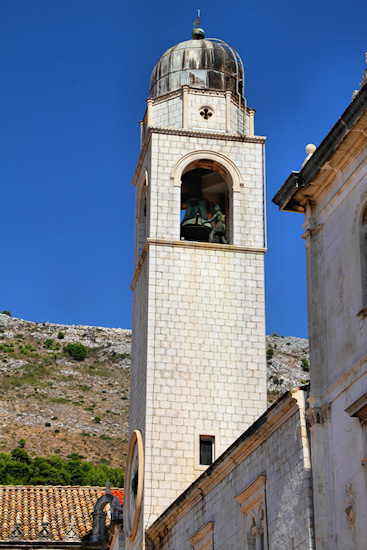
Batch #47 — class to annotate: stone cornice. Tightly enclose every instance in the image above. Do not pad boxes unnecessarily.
[148,86,252,112]
[272,83,367,212]
[145,391,304,545]
[151,87,226,105]
[132,127,266,186]
[235,475,266,510]
[305,402,331,428]
[148,126,266,143]
[131,238,267,290]
[188,521,214,546]
[345,392,367,424]
[308,354,367,407]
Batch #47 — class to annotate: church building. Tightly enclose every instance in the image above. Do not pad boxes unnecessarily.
[0,25,365,550]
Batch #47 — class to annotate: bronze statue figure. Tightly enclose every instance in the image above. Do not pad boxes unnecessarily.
[207,205,227,244]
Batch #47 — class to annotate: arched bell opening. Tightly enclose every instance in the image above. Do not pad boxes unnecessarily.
[180,163,231,244]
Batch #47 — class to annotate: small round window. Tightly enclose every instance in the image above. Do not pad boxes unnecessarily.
[199,106,214,120]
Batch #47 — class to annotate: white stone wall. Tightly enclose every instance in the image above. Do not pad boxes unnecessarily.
[128,254,150,550]
[187,92,226,132]
[304,141,367,548]
[230,97,247,135]
[309,371,367,550]
[137,239,266,529]
[134,143,152,269]
[153,95,183,129]
[146,392,313,550]
[305,148,367,392]
[130,253,149,442]
[150,89,249,135]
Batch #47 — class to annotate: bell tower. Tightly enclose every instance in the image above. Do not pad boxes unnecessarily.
[124,26,267,549]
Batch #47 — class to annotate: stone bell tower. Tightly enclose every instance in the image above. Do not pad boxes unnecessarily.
[124,26,267,548]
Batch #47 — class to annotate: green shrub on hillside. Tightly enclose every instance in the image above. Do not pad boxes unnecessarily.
[63,343,88,361]
[44,339,54,349]
[301,358,310,371]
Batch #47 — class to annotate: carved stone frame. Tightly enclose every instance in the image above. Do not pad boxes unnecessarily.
[345,392,367,471]
[189,521,214,550]
[235,475,267,549]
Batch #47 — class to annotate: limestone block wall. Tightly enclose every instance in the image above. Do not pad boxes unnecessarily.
[149,89,249,135]
[152,95,183,128]
[230,96,247,134]
[311,368,367,549]
[146,391,313,550]
[303,137,367,548]
[139,239,267,527]
[130,255,149,442]
[305,150,367,391]
[128,257,150,550]
[187,92,226,132]
[130,123,266,546]
[147,131,265,247]
[134,143,152,269]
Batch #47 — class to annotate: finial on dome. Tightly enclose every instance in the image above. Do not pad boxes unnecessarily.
[192,10,205,39]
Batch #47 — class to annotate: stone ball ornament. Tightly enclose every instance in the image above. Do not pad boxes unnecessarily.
[305,143,316,155]
[124,430,144,541]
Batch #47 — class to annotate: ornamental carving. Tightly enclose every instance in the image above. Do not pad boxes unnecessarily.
[64,516,80,542]
[9,513,24,541]
[37,515,52,542]
[305,402,331,428]
[345,483,356,525]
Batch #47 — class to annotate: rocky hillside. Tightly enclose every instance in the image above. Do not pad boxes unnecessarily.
[0,314,131,468]
[266,334,310,402]
[0,314,309,468]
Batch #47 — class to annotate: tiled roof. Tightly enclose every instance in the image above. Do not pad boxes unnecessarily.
[109,489,123,506]
[0,486,124,542]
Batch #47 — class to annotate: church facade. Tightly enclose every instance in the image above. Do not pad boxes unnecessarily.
[274,72,367,549]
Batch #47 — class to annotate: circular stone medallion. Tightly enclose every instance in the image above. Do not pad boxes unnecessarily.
[124,429,144,541]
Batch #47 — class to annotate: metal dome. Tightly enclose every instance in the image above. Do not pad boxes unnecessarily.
[150,38,245,99]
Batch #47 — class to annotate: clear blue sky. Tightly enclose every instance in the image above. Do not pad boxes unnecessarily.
[1,0,366,337]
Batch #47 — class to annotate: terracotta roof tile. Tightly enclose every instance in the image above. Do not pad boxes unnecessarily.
[0,486,124,541]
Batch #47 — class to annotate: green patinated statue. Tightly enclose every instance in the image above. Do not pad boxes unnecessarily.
[207,205,227,243]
